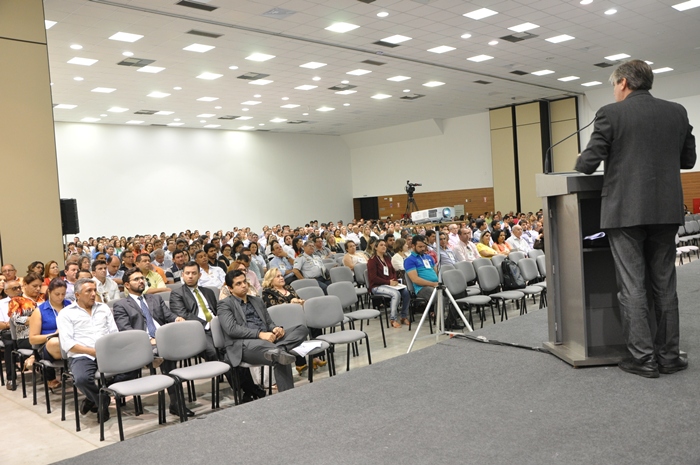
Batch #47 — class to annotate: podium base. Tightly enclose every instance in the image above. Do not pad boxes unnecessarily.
[543,342,629,367]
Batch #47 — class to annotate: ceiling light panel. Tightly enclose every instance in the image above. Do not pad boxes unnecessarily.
[137,66,165,74]
[183,43,215,52]
[317,107,335,112]
[68,57,98,66]
[246,53,275,62]
[125,120,144,124]
[325,22,360,33]
[91,87,116,93]
[241,101,261,105]
[154,111,174,115]
[147,91,170,98]
[281,104,300,108]
[108,32,143,42]
[335,90,357,95]
[249,79,273,85]
[581,81,602,86]
[673,0,700,11]
[423,81,445,87]
[300,62,327,69]
[371,94,392,99]
[531,69,555,76]
[197,96,219,101]
[197,113,216,117]
[467,55,493,62]
[558,76,579,82]
[604,53,630,61]
[54,104,77,109]
[270,118,287,123]
[45,20,57,29]
[387,76,411,82]
[295,85,317,90]
[546,34,575,43]
[197,72,223,80]
[427,46,456,54]
[108,106,129,112]
[346,69,371,76]
[653,67,673,73]
[508,23,539,33]
[464,8,498,20]
[381,35,412,44]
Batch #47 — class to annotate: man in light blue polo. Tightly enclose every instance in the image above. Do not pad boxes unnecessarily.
[404,234,439,302]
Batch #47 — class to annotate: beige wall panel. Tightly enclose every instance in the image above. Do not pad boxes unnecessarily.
[489,107,512,130]
[550,98,577,123]
[0,38,64,269]
[516,124,544,213]
[551,119,580,173]
[491,127,517,212]
[0,0,46,43]
[515,102,541,126]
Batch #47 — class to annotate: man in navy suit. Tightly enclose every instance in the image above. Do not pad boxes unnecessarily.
[576,59,696,378]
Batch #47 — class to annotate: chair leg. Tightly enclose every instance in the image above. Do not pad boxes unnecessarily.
[115,395,125,442]
[346,344,351,372]
[43,367,52,414]
[99,391,105,441]
[365,334,372,365]
[32,364,39,405]
[378,316,387,348]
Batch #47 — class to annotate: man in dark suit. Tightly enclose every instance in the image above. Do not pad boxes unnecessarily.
[575,59,696,378]
[218,269,308,396]
[168,261,218,361]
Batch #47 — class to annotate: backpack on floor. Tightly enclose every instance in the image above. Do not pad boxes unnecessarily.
[501,258,526,290]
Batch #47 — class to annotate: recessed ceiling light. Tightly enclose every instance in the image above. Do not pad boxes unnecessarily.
[259,124,265,126]
[645,61,654,65]
[91,87,116,93]
[341,80,350,84]
[377,11,389,17]
[254,94,262,98]
[54,104,77,109]
[148,91,170,98]
[581,81,602,86]
[508,23,539,33]
[73,76,84,81]
[122,51,134,57]
[343,103,350,106]
[653,67,674,73]
[531,69,555,76]
[100,114,108,117]
[197,72,223,80]
[238,126,255,130]
[673,0,700,11]
[300,62,327,69]
[335,90,357,95]
[427,45,456,54]
[461,33,472,39]
[242,108,249,111]
[214,106,222,109]
[423,81,445,87]
[174,87,182,90]
[317,107,335,112]
[605,53,630,61]
[242,101,261,105]
[270,118,287,123]
[45,20,57,29]
[346,69,371,76]
[281,97,289,100]
[138,66,166,74]
[295,85,318,90]
[108,32,143,43]
[126,120,144,124]
[488,40,499,45]
[228,65,239,70]
[204,125,220,128]
[173,118,181,121]
[70,44,82,50]
[200,120,207,123]
[168,123,184,127]
[371,94,392,99]
[81,117,100,123]
[387,76,411,82]
[281,104,300,108]
[604,8,617,14]
[246,53,276,62]
[249,79,273,85]
[580,0,593,4]
[312,76,321,81]
[197,96,219,102]
[197,113,216,117]
[546,34,575,43]
[108,106,128,112]
[236,116,253,120]
[325,22,360,33]
[183,43,215,53]
[154,111,174,115]
[403,89,411,93]
[558,76,579,82]
[463,8,498,20]
[381,35,412,44]
[467,54,493,62]
[68,57,98,66]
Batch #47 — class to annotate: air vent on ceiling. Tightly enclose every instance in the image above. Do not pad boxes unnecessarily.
[176,1,218,12]
[500,32,538,43]
[262,7,296,19]
[217,115,240,120]
[594,62,613,68]
[186,29,222,39]
[328,84,357,91]
[361,59,386,66]
[256,129,270,132]
[474,80,492,85]
[400,94,425,100]
[287,120,309,124]
[117,57,155,67]
[150,124,168,127]
[357,0,376,3]
[237,72,270,80]
[373,40,400,48]
[134,110,158,115]
[510,70,528,76]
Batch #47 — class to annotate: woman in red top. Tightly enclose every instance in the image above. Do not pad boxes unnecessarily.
[367,239,411,328]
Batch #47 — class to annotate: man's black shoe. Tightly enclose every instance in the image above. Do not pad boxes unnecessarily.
[618,358,659,378]
[264,349,296,365]
[658,358,688,374]
[169,404,195,417]
[240,393,255,404]
[80,398,95,415]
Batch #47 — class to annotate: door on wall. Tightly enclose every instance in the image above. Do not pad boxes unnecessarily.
[356,197,379,220]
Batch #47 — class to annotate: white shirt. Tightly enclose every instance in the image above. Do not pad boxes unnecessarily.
[92,277,121,303]
[453,240,479,262]
[522,230,537,248]
[129,294,161,334]
[448,232,460,249]
[282,243,296,260]
[506,235,532,255]
[56,301,118,359]
[346,232,361,245]
[0,296,10,323]
[186,286,213,330]
[198,265,226,289]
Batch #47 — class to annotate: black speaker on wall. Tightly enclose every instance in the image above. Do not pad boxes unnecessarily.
[60,198,80,235]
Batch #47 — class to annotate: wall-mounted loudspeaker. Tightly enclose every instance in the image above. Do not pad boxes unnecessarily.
[60,198,80,235]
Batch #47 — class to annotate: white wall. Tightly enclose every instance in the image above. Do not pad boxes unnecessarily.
[54,123,352,237]
[346,112,493,198]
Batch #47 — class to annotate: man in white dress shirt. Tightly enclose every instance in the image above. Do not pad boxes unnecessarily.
[91,259,120,303]
[453,228,480,263]
[194,250,226,289]
[506,225,532,255]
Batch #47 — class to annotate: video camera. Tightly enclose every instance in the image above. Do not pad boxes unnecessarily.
[405,180,422,196]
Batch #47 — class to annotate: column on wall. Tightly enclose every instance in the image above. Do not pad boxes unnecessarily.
[489,107,517,214]
[550,98,580,172]
[0,0,64,268]
[515,102,549,214]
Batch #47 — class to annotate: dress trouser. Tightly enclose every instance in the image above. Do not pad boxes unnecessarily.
[606,224,680,363]
[68,357,139,407]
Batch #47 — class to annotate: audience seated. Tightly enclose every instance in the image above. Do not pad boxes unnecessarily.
[453,228,479,262]
[404,235,439,303]
[477,231,501,258]
[343,240,368,273]
[492,230,512,255]
[134,253,169,294]
[194,249,226,289]
[2,278,23,390]
[367,239,410,328]
[293,241,331,293]
[438,232,458,267]
[269,241,296,284]
[506,224,532,255]
[91,259,120,303]
[42,260,60,293]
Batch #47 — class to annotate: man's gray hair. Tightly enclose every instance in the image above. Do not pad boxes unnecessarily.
[74,278,94,295]
[609,59,653,91]
[154,249,165,258]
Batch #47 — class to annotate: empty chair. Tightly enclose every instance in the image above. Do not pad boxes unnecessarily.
[291,279,320,293]
[491,254,507,281]
[327,282,385,348]
[166,282,183,290]
[508,251,525,263]
[516,258,545,309]
[296,286,325,301]
[471,257,492,273]
[322,259,337,269]
[352,262,369,306]
[329,266,367,306]
[441,269,494,328]
[476,265,525,322]
[528,249,544,260]
[334,253,346,265]
[454,261,481,296]
[440,263,455,271]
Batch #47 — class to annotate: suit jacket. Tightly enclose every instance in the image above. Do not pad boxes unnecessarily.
[112,294,177,332]
[575,90,696,229]
[168,285,218,328]
[217,294,276,366]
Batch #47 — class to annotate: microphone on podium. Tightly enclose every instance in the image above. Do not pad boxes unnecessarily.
[544,117,597,174]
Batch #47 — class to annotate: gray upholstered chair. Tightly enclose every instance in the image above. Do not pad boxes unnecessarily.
[291,278,320,292]
[296,286,325,301]
[441,269,494,327]
[327,282,385,348]
[471,257,492,273]
[330,266,367,306]
[508,251,526,263]
[9,320,34,398]
[475,265,525,322]
[515,258,545,309]
[454,261,481,296]
[528,249,544,260]
[32,336,65,414]
[352,262,370,306]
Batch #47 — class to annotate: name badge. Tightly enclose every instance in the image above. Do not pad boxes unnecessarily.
[423,259,431,268]
[279,263,286,271]
[383,265,389,276]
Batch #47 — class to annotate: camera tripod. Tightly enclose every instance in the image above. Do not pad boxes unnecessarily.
[404,194,419,220]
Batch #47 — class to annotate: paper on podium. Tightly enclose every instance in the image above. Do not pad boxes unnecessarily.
[292,340,324,357]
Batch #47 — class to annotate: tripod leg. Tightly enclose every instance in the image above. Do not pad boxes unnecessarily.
[407,287,439,353]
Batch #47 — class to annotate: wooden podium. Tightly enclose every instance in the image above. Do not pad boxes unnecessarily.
[536,172,628,367]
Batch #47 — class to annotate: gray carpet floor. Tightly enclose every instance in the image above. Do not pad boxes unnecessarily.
[55,260,700,465]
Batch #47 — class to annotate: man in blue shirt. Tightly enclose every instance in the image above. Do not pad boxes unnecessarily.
[404,234,439,302]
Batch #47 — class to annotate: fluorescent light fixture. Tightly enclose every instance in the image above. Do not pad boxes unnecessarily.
[197,113,216,118]
[580,0,593,4]
[199,120,207,123]
[45,20,57,29]
[81,117,100,123]
[100,114,107,117]
[653,67,674,73]
[173,87,182,90]
[138,66,165,74]
[241,101,261,105]
[154,111,174,115]
[312,77,321,81]
[488,40,499,45]
[423,81,445,87]
[335,90,357,95]
[236,116,253,120]
[281,104,300,108]
[371,94,392,99]
[604,8,617,14]
[387,76,411,82]
[464,8,498,20]
[91,87,116,93]
[109,32,143,42]
[325,22,360,33]
[605,53,630,61]
[546,34,575,43]
[246,53,276,62]
[183,43,215,53]
[295,85,318,90]
[238,126,255,130]
[122,51,134,57]
[673,0,700,11]
[531,69,555,76]
[107,106,128,112]
[68,57,98,66]
[126,120,144,124]
[645,61,654,65]
[54,104,77,109]
[300,62,327,69]
[581,81,602,86]
[197,72,223,80]
[467,54,493,62]
[147,91,170,98]
[381,35,412,44]
[242,108,249,112]
[341,80,350,84]
[403,89,411,92]
[508,22,539,33]
[197,97,219,102]
[167,123,184,127]
[461,33,472,39]
[302,113,309,116]
[204,125,220,128]
[558,76,579,82]
[317,107,335,112]
[428,45,456,54]
[254,94,262,98]
[377,12,389,17]
[270,118,287,123]
[346,69,371,76]
[249,79,273,85]
[73,77,84,81]
[228,65,239,70]
[70,44,82,50]
[173,118,181,121]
